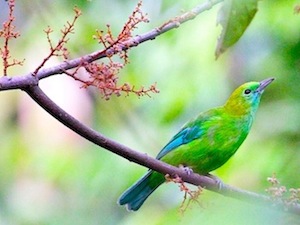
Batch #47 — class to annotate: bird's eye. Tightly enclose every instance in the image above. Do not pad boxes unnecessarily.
[244,89,251,95]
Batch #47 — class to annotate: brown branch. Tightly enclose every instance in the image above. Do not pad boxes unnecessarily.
[0,0,223,91]
[23,84,300,216]
[34,0,223,80]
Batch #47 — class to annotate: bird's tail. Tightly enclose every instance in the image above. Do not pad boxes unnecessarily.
[118,170,164,211]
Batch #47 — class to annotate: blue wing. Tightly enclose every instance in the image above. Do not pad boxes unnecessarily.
[156,125,203,159]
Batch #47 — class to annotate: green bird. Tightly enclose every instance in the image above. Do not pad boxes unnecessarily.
[118,78,274,211]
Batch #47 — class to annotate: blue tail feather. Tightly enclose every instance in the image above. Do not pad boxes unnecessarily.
[118,170,163,211]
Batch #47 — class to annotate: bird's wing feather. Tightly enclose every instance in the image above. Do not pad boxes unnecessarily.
[156,124,203,159]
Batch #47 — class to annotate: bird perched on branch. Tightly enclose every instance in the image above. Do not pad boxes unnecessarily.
[118,78,274,211]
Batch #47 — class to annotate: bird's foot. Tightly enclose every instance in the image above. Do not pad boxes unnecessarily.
[165,165,193,183]
[165,174,195,197]
[165,173,184,184]
[165,165,194,193]
[179,164,193,175]
[206,173,224,190]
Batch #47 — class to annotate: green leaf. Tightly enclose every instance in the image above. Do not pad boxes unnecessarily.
[215,0,259,59]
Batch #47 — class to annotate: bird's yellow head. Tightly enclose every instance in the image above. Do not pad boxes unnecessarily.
[224,78,274,116]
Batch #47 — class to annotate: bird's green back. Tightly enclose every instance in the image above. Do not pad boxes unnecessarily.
[160,107,251,174]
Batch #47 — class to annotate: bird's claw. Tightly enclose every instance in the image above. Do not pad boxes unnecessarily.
[207,173,224,190]
[179,164,193,175]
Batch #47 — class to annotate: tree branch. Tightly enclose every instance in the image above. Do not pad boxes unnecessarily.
[0,0,223,90]
[24,84,300,216]
[0,73,37,90]
[36,0,223,80]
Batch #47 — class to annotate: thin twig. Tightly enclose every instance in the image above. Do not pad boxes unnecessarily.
[0,0,24,75]
[33,7,82,75]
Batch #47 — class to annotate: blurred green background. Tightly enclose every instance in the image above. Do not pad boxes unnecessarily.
[0,0,300,224]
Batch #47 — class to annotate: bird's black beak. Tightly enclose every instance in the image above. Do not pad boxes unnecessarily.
[257,77,275,93]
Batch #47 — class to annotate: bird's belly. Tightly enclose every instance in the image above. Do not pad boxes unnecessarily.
[161,136,244,175]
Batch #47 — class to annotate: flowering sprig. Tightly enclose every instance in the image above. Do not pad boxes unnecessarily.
[68,1,158,99]
[0,0,25,76]
[33,7,82,75]
[266,174,300,209]
[165,174,203,214]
